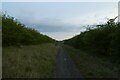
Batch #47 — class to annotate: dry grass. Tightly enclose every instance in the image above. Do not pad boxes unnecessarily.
[3,43,57,78]
[64,45,119,78]
[0,30,2,79]
[0,47,2,79]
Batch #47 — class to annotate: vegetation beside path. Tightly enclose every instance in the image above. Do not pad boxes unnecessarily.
[2,14,55,46]
[64,45,119,78]
[3,43,57,78]
[64,21,120,61]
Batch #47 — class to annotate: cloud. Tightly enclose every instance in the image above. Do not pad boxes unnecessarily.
[3,2,118,40]
[17,15,84,32]
[13,6,117,40]
[2,0,119,2]
[64,6,118,25]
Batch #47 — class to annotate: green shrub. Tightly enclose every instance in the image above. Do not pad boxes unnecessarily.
[64,20,120,58]
[2,14,55,46]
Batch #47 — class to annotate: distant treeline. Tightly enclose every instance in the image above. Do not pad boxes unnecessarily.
[64,20,120,58]
[2,14,55,46]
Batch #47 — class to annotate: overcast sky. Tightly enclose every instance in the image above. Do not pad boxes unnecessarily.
[2,2,118,40]
[1,0,120,2]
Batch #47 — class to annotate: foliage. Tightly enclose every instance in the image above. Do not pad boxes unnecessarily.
[64,21,120,58]
[2,14,55,46]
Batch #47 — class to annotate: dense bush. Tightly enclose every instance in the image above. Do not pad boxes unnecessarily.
[2,14,55,46]
[64,20,120,58]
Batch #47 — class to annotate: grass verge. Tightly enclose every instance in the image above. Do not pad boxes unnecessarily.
[64,45,119,78]
[3,43,57,78]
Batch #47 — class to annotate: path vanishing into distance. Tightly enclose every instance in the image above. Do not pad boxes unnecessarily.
[55,45,82,78]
